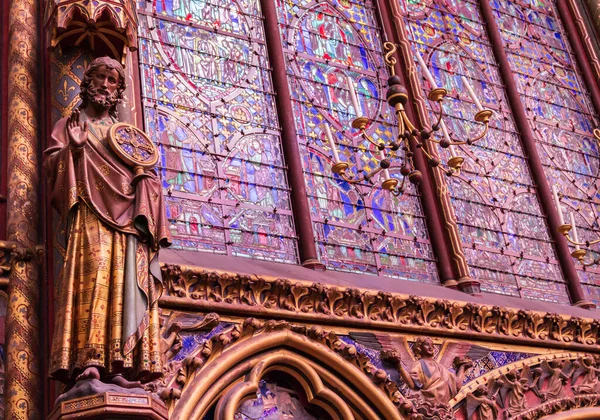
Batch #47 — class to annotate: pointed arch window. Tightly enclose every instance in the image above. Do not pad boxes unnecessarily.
[490,0,600,303]
[274,0,439,281]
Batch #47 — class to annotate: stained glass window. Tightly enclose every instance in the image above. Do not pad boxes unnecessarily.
[275,0,439,282]
[400,0,568,302]
[492,0,600,304]
[137,0,298,263]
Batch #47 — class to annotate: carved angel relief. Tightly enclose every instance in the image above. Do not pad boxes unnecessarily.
[461,355,600,419]
[572,356,600,395]
[465,384,499,420]
[351,333,478,418]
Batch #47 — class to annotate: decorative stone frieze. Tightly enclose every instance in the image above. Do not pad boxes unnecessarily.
[160,264,600,350]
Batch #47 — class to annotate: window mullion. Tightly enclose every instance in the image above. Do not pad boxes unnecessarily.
[259,0,324,270]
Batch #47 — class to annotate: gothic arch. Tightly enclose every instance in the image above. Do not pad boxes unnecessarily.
[170,329,402,420]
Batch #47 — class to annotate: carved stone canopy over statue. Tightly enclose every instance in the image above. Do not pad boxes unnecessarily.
[44,56,171,391]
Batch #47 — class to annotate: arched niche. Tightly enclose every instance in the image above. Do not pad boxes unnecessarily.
[170,329,401,420]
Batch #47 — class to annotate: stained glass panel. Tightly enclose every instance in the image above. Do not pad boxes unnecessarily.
[400,0,568,302]
[492,0,600,304]
[276,0,438,281]
[138,0,298,263]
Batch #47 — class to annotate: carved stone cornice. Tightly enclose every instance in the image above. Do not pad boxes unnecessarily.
[160,264,600,351]
[44,0,138,61]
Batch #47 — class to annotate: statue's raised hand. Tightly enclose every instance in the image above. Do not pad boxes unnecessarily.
[67,108,89,149]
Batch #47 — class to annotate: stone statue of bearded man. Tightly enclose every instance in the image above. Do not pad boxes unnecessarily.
[44,57,171,389]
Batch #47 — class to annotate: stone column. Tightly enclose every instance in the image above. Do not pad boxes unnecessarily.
[5,0,42,418]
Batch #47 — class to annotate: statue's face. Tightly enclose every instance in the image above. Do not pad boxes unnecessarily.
[420,338,434,357]
[89,65,120,106]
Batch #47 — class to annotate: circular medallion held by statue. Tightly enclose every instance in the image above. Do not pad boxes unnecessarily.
[108,122,159,169]
[108,123,158,184]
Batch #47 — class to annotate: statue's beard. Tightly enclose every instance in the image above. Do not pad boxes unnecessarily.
[87,86,120,109]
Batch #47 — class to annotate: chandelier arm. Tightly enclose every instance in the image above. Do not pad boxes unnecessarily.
[563,234,600,247]
[399,108,416,132]
[395,106,406,135]
[360,129,382,149]
[432,101,445,131]
[337,169,364,184]
[364,166,383,181]
[465,121,490,144]
[418,145,435,161]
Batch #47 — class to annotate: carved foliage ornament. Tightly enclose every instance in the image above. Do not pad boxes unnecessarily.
[160,265,600,349]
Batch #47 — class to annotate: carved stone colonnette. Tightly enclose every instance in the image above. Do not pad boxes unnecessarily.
[160,264,600,351]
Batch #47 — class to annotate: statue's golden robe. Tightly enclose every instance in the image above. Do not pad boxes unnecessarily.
[44,115,171,382]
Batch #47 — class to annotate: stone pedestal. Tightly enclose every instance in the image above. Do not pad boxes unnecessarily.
[49,392,168,420]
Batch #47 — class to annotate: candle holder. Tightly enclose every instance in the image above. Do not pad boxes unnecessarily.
[324,42,494,196]
[559,222,599,265]
[554,132,600,266]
